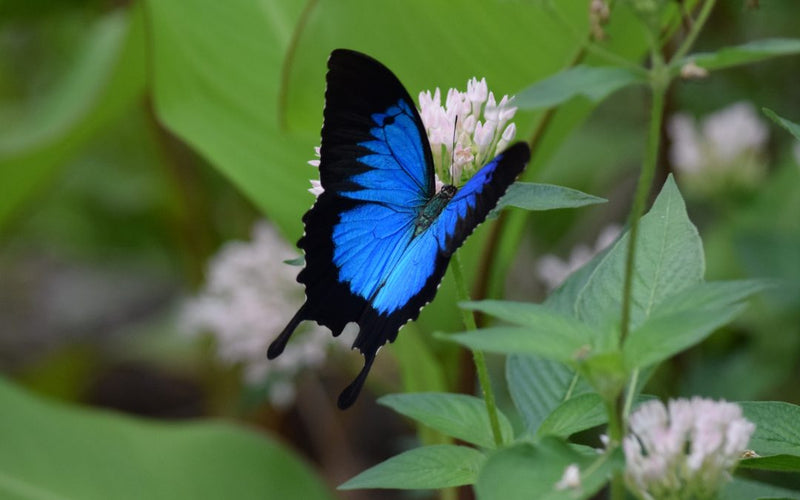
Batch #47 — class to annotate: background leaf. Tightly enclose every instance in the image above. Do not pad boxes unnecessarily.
[0,8,146,231]
[685,38,800,72]
[0,377,334,500]
[763,108,800,141]
[515,65,645,110]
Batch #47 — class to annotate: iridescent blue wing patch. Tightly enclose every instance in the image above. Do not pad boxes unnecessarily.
[268,49,530,409]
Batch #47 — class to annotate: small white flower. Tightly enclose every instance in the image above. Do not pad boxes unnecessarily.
[536,224,621,291]
[179,221,346,408]
[667,102,769,195]
[624,398,755,500]
[555,463,581,491]
[308,146,324,197]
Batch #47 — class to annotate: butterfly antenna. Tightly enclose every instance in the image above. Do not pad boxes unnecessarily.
[449,116,458,184]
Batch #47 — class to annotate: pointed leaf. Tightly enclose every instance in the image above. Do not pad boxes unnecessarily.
[685,38,800,72]
[763,108,800,141]
[494,182,606,213]
[506,355,592,434]
[575,176,704,330]
[339,445,485,490]
[379,393,513,448]
[476,438,619,500]
[623,305,745,370]
[515,65,645,110]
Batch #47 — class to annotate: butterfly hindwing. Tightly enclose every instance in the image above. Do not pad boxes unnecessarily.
[270,49,530,409]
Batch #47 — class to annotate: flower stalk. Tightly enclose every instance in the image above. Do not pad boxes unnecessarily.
[452,252,505,447]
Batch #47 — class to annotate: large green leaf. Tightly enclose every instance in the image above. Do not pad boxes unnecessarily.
[339,445,485,490]
[575,175,704,329]
[0,7,146,232]
[0,377,333,500]
[379,393,513,449]
[475,438,618,500]
[722,478,800,500]
[492,182,606,214]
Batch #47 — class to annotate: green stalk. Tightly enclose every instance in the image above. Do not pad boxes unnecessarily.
[451,252,504,447]
[672,0,718,63]
[610,52,669,500]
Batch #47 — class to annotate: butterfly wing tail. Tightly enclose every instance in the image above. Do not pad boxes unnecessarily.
[337,353,376,409]
[267,304,307,359]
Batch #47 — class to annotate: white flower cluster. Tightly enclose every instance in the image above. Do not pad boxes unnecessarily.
[419,78,518,187]
[536,224,621,292]
[668,102,768,195]
[179,221,343,408]
[624,398,755,500]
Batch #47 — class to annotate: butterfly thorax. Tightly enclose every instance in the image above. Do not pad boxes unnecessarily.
[414,184,457,236]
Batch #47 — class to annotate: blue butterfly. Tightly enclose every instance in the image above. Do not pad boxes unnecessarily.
[268,49,530,409]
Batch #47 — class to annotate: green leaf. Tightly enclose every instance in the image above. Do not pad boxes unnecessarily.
[283,255,305,266]
[515,65,645,110]
[763,108,800,141]
[575,175,704,330]
[475,438,618,500]
[684,38,800,72]
[506,355,593,434]
[0,7,146,231]
[740,455,800,472]
[379,393,513,449]
[623,305,745,370]
[740,402,800,458]
[536,393,606,438]
[0,377,334,500]
[721,478,800,500]
[653,280,771,314]
[339,445,485,490]
[624,280,767,369]
[443,303,595,363]
[493,182,606,214]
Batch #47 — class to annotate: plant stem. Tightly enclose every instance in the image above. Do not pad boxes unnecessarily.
[619,78,667,346]
[452,252,504,447]
[672,0,718,63]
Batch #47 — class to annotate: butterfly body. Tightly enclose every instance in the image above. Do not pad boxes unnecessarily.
[269,49,530,409]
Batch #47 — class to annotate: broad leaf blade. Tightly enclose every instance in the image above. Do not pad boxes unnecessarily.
[575,176,704,330]
[515,65,644,110]
[506,355,592,434]
[740,402,800,459]
[536,393,606,439]
[379,393,513,448]
[339,445,485,490]
[476,438,619,500]
[0,378,334,500]
[623,305,745,370]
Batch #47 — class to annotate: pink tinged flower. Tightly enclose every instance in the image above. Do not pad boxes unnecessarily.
[309,180,324,197]
[623,398,755,500]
